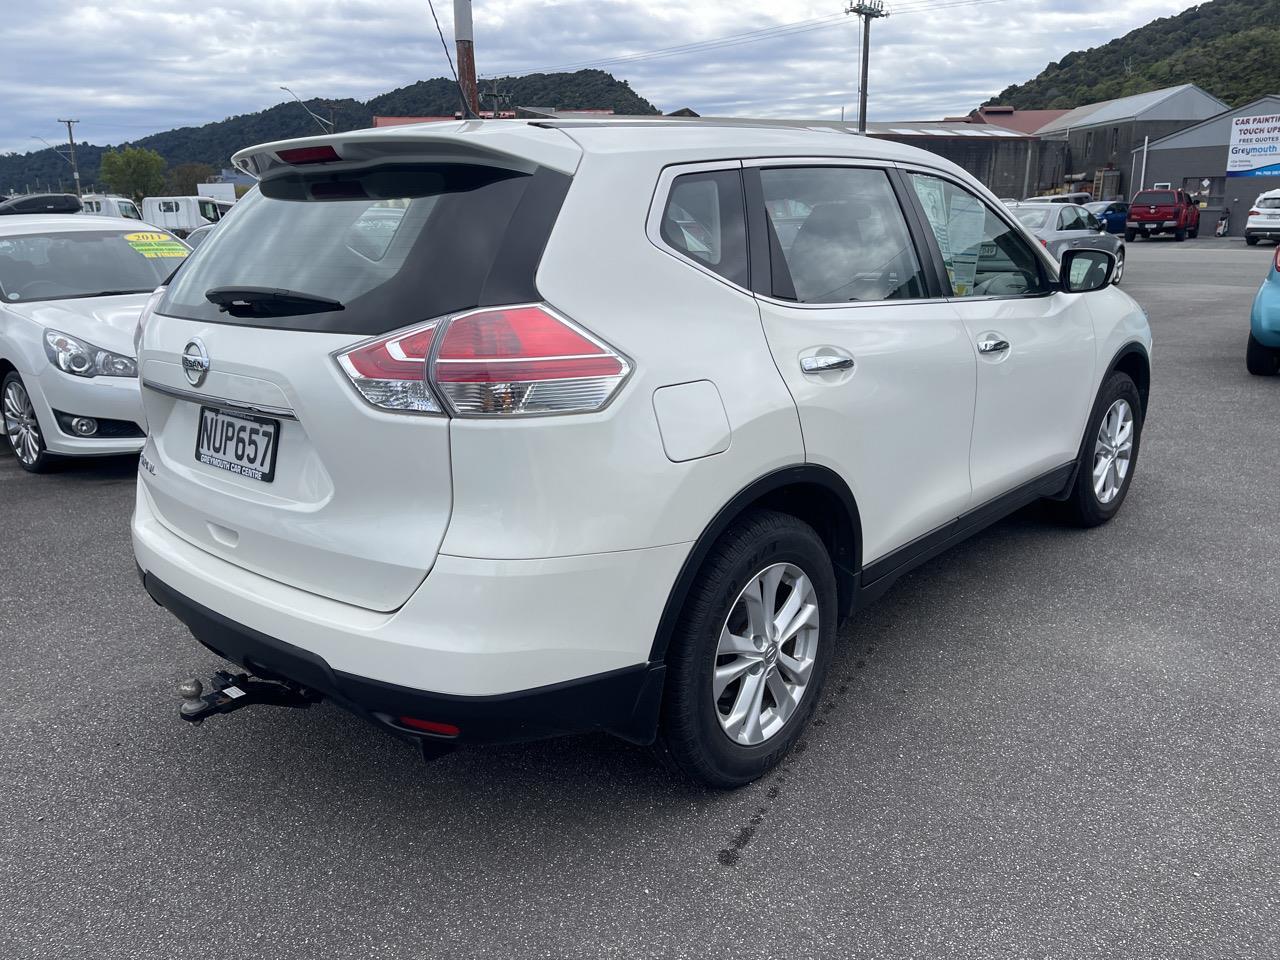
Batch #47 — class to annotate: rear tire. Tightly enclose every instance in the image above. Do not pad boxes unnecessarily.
[1174,227,1187,242]
[1247,333,1280,376]
[2,372,53,474]
[1124,229,1137,242]
[1056,371,1143,528]
[655,509,837,789]
[1111,247,1125,284]
[1189,225,1199,239]
[1246,235,1259,246]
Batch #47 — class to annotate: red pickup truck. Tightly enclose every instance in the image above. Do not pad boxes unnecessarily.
[1126,189,1200,241]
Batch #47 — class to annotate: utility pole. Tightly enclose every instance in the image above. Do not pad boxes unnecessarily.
[846,1,889,134]
[57,119,82,197]
[454,0,479,116]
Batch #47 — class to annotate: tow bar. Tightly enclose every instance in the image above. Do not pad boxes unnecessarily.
[177,670,321,724]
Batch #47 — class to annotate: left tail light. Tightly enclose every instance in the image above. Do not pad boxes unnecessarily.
[334,304,630,418]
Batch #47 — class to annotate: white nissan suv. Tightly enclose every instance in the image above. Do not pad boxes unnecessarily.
[132,120,1151,787]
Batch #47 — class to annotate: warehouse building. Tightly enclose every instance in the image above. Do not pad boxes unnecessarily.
[1131,94,1280,237]
[1034,84,1228,200]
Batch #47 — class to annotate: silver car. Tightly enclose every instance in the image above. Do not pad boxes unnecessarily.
[1008,202,1126,284]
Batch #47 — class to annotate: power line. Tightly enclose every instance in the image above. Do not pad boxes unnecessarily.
[489,0,1017,80]
[488,13,850,77]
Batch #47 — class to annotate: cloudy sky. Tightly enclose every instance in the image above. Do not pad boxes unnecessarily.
[1,0,1202,154]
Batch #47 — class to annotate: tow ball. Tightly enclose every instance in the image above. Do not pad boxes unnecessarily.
[177,670,321,724]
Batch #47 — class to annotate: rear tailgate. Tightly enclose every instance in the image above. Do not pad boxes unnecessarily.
[137,124,578,612]
[1130,191,1179,224]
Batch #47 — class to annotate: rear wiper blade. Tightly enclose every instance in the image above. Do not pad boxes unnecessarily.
[205,286,344,318]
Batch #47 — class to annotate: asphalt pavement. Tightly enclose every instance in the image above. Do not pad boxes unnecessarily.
[1,239,1277,959]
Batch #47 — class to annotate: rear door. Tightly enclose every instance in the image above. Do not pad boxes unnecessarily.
[904,171,1096,503]
[139,158,572,611]
[745,161,975,564]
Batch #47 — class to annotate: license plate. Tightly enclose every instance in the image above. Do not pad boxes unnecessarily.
[194,406,280,482]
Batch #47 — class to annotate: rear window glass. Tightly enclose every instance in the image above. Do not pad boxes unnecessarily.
[0,229,188,303]
[1134,191,1176,205]
[1258,197,1280,209]
[1012,206,1051,229]
[159,164,568,334]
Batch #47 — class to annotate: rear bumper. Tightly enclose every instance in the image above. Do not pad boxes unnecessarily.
[1126,220,1181,233]
[141,571,665,744]
[131,481,688,742]
[1245,226,1280,239]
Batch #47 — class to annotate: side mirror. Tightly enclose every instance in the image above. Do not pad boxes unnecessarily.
[1060,248,1115,293]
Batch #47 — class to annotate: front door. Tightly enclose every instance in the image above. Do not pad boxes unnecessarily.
[748,163,976,564]
[904,172,1097,504]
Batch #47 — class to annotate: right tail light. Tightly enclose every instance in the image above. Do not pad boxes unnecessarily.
[335,304,630,418]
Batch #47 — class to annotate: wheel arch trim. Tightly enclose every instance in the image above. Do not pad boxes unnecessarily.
[647,464,862,664]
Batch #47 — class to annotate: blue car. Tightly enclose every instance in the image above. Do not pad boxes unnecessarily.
[1086,201,1129,235]
[1248,244,1280,376]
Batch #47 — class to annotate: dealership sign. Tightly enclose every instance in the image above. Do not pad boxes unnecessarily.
[1227,113,1280,177]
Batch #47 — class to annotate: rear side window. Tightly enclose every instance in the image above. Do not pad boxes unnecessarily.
[1134,191,1176,205]
[159,163,570,334]
[659,170,748,286]
[159,200,179,213]
[910,173,1049,298]
[759,166,925,303]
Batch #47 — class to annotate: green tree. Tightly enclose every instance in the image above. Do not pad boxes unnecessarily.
[98,147,166,202]
[163,161,216,196]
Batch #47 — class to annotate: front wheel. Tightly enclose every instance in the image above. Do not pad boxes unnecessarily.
[2,372,53,473]
[656,510,837,788]
[1247,333,1280,376]
[1056,371,1144,527]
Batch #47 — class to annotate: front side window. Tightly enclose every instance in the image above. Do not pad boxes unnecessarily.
[658,170,748,287]
[910,173,1049,298]
[759,166,925,303]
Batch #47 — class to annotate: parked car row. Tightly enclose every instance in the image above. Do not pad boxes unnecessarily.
[1,191,236,237]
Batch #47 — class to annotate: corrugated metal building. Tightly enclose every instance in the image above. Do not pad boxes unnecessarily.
[1131,94,1280,237]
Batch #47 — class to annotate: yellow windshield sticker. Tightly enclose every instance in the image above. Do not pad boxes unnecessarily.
[123,231,188,259]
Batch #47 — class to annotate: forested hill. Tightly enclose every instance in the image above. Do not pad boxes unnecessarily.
[988,0,1280,110]
[0,70,658,193]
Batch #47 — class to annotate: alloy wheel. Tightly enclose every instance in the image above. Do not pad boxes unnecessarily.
[1092,398,1134,504]
[713,562,819,746]
[1113,249,1125,284]
[3,379,42,466]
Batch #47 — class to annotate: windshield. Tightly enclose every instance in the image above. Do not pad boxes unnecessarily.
[160,163,566,335]
[1134,191,1176,205]
[0,229,188,303]
[1011,206,1051,229]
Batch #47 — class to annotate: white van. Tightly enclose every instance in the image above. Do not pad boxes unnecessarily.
[141,195,235,237]
[80,194,143,220]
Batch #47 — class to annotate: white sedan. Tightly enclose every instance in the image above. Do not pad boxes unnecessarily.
[0,214,188,472]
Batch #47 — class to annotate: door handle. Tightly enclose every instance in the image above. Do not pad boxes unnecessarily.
[977,338,1010,355]
[801,355,854,374]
